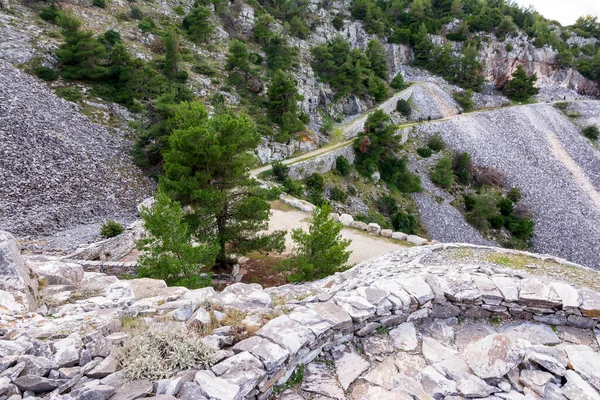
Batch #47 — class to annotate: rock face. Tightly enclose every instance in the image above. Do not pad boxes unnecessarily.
[0,231,37,311]
[287,145,355,181]
[0,59,154,237]
[1,242,600,399]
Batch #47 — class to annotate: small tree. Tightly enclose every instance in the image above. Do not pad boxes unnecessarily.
[137,192,218,288]
[163,31,181,81]
[505,65,539,101]
[276,204,351,282]
[183,5,213,42]
[396,99,411,118]
[268,70,305,136]
[335,156,351,176]
[582,125,599,140]
[391,212,417,234]
[365,38,388,80]
[431,154,455,189]
[305,173,325,205]
[390,73,406,90]
[452,152,472,185]
[427,133,445,152]
[226,39,251,80]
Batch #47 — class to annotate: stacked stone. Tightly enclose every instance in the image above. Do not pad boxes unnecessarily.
[3,236,600,399]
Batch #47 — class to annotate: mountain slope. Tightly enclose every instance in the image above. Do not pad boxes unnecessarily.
[0,60,155,236]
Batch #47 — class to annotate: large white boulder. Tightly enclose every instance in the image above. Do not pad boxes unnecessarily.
[0,231,37,311]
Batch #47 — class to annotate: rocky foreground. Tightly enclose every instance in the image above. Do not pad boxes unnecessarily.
[2,230,600,399]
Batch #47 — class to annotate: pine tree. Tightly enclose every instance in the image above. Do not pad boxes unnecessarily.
[226,39,251,80]
[56,14,109,80]
[366,38,388,80]
[182,5,213,42]
[267,70,305,134]
[253,14,275,46]
[163,31,181,81]
[413,23,433,67]
[453,43,485,91]
[276,204,351,282]
[431,154,455,189]
[505,65,539,101]
[137,191,218,288]
[159,102,286,267]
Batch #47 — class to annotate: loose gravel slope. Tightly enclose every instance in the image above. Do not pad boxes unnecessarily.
[414,101,600,268]
[0,60,154,237]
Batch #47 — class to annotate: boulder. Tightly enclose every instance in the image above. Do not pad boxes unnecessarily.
[301,362,345,400]
[335,351,370,390]
[406,235,428,245]
[367,223,381,235]
[0,231,37,311]
[564,345,600,391]
[339,214,354,226]
[215,283,272,312]
[26,256,84,286]
[110,379,153,400]
[194,370,241,400]
[392,232,408,241]
[464,334,524,379]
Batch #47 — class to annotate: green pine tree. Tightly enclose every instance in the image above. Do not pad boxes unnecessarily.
[268,70,305,134]
[159,102,285,268]
[137,191,219,288]
[276,204,351,282]
[413,23,433,67]
[431,154,455,189]
[366,38,388,80]
[505,65,539,101]
[163,31,181,81]
[182,5,213,42]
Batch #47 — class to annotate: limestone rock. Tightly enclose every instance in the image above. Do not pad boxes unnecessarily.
[0,231,37,310]
[464,334,524,379]
[255,315,315,354]
[564,345,600,391]
[562,370,600,400]
[232,336,289,373]
[110,380,153,400]
[301,362,345,400]
[216,283,272,311]
[334,351,370,390]
[500,322,561,345]
[194,370,241,400]
[519,369,553,396]
[389,322,419,352]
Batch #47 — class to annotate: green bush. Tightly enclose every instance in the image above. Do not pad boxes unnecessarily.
[330,187,348,203]
[100,219,124,238]
[347,185,357,196]
[453,90,474,112]
[173,6,185,15]
[431,154,455,189]
[505,42,514,52]
[452,152,472,185]
[55,87,83,102]
[192,61,216,76]
[498,197,514,216]
[505,65,539,102]
[582,125,599,140]
[183,5,213,42]
[376,195,397,217]
[417,147,432,158]
[272,162,290,182]
[130,5,144,20]
[39,4,62,23]
[507,187,522,203]
[391,212,417,234]
[35,66,57,81]
[390,73,406,90]
[489,214,504,229]
[466,193,500,230]
[332,15,344,31]
[138,17,156,32]
[93,0,106,8]
[283,179,304,197]
[396,99,411,118]
[427,133,445,152]
[305,173,325,205]
[335,156,351,176]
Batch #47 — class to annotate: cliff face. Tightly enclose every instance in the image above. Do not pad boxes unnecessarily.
[479,34,599,96]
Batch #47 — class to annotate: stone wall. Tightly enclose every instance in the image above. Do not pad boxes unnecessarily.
[3,239,600,399]
[287,145,355,181]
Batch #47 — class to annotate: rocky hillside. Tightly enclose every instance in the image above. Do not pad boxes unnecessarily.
[0,59,154,237]
[3,230,600,399]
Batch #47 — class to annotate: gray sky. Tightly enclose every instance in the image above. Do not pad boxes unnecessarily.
[512,0,600,26]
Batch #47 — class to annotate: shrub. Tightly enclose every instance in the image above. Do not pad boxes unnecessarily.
[554,102,568,112]
[138,17,156,32]
[505,216,535,240]
[275,204,351,282]
[330,187,348,203]
[332,15,344,30]
[417,147,432,158]
[498,197,514,216]
[452,152,472,185]
[347,185,357,196]
[505,42,514,52]
[376,195,398,217]
[431,154,455,189]
[55,87,83,102]
[173,6,185,15]
[335,156,351,176]
[390,73,406,90]
[130,5,144,20]
[118,326,216,380]
[39,4,62,23]
[505,65,539,102]
[391,212,418,234]
[489,214,504,229]
[100,219,124,238]
[192,61,216,76]
[272,162,290,183]
[453,90,474,112]
[35,66,57,81]
[396,99,411,118]
[466,193,500,230]
[283,179,304,197]
[427,133,445,152]
[582,125,599,141]
[93,0,106,8]
[305,173,325,205]
[507,187,522,203]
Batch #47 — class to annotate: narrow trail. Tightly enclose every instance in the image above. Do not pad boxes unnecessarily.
[546,131,600,212]
[250,89,596,178]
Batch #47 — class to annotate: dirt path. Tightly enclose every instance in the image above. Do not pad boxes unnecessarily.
[546,131,600,211]
[266,208,408,266]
